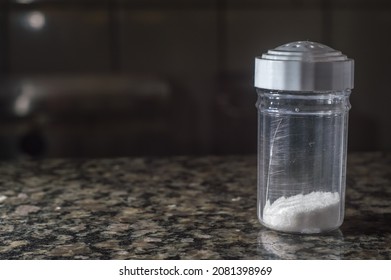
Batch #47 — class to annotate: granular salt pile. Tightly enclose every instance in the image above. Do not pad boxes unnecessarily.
[263,191,340,234]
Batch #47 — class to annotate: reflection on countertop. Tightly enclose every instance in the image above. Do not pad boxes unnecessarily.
[0,152,390,259]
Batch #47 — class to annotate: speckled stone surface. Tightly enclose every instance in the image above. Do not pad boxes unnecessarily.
[0,152,390,259]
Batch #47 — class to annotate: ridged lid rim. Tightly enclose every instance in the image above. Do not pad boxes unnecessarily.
[254,41,354,91]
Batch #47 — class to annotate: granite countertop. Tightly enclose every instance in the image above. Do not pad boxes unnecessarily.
[0,152,390,259]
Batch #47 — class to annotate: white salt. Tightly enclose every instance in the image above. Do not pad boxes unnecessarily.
[263,191,340,234]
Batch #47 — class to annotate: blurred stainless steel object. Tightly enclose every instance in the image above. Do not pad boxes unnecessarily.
[0,75,171,118]
[0,75,173,158]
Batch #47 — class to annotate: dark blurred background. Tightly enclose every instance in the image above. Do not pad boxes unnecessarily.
[0,0,390,159]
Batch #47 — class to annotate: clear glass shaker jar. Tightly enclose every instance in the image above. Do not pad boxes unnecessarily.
[254,41,354,234]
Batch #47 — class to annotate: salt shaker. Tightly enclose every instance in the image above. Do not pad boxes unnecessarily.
[254,41,354,234]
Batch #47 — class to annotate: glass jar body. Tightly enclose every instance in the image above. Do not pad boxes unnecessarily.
[256,89,351,234]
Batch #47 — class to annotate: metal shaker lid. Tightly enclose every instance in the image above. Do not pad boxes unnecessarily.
[254,41,354,91]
